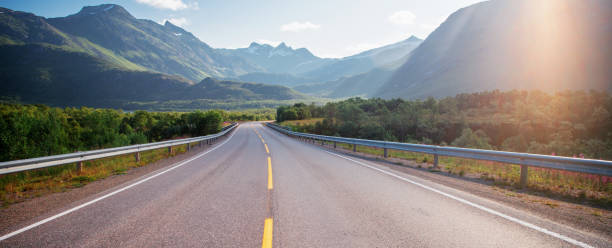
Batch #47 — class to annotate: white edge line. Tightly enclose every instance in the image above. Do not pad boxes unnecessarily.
[323,150,594,248]
[0,126,240,242]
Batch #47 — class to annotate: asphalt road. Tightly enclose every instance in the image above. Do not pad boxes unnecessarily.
[0,122,609,247]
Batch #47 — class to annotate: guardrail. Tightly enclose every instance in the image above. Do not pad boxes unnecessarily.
[267,123,612,187]
[0,123,238,175]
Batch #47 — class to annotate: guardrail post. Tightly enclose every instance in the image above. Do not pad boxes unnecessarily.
[384,148,388,158]
[353,144,357,152]
[135,152,141,162]
[321,140,324,146]
[520,164,528,188]
[334,141,337,149]
[433,149,439,169]
[76,161,83,174]
[187,143,191,152]
[168,146,173,155]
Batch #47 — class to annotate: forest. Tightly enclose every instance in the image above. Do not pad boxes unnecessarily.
[0,104,270,162]
[277,90,612,160]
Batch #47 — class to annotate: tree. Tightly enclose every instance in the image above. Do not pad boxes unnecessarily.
[451,128,492,149]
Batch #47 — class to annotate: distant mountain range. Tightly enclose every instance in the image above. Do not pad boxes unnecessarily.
[226,36,423,87]
[0,4,423,108]
[1,0,609,108]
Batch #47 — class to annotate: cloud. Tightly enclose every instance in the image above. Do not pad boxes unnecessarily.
[135,0,188,10]
[255,39,282,46]
[280,21,320,32]
[388,10,416,25]
[164,17,189,27]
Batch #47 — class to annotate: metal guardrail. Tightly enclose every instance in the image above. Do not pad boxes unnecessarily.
[267,123,612,187]
[0,123,238,175]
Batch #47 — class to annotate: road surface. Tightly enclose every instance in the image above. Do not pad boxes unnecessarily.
[0,122,609,247]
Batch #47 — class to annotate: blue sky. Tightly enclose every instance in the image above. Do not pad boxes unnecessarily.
[0,0,484,58]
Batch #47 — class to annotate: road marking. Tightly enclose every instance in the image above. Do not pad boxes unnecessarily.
[0,126,240,242]
[262,218,273,248]
[323,150,594,248]
[264,144,270,154]
[253,129,266,144]
[267,156,273,190]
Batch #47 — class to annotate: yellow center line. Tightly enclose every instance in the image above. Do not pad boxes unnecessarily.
[257,126,274,248]
[267,156,273,190]
[262,218,273,248]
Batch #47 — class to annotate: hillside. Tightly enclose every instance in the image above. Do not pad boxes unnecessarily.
[0,44,307,108]
[217,42,326,75]
[377,0,612,99]
[0,7,145,70]
[298,36,422,83]
[47,4,257,81]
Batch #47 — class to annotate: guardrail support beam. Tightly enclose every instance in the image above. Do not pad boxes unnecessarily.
[135,152,141,162]
[433,153,439,169]
[76,161,83,174]
[384,148,388,158]
[353,144,357,152]
[520,165,528,188]
[333,141,337,149]
[168,146,173,155]
[187,143,191,152]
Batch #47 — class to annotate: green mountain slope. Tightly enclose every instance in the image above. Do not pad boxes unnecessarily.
[0,44,307,108]
[0,7,145,71]
[47,4,257,81]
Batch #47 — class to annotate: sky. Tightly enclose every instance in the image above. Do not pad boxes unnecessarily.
[0,0,484,58]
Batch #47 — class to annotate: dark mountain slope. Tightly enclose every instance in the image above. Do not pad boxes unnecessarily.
[377,0,612,99]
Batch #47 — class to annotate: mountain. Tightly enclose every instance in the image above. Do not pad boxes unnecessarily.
[224,36,422,89]
[217,42,327,75]
[47,4,257,81]
[0,7,145,70]
[0,44,306,108]
[295,68,396,98]
[235,72,316,87]
[377,0,612,99]
[298,36,422,82]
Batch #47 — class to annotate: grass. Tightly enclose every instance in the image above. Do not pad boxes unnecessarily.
[0,143,198,207]
[330,142,611,208]
[280,118,324,126]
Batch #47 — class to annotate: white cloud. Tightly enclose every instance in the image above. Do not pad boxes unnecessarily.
[164,17,189,27]
[388,10,416,25]
[280,21,320,32]
[135,0,188,11]
[255,39,282,46]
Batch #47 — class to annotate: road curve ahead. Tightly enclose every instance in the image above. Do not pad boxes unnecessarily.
[0,122,609,247]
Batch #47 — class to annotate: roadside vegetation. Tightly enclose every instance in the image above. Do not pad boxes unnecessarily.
[0,103,263,206]
[277,90,612,208]
[0,143,192,206]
